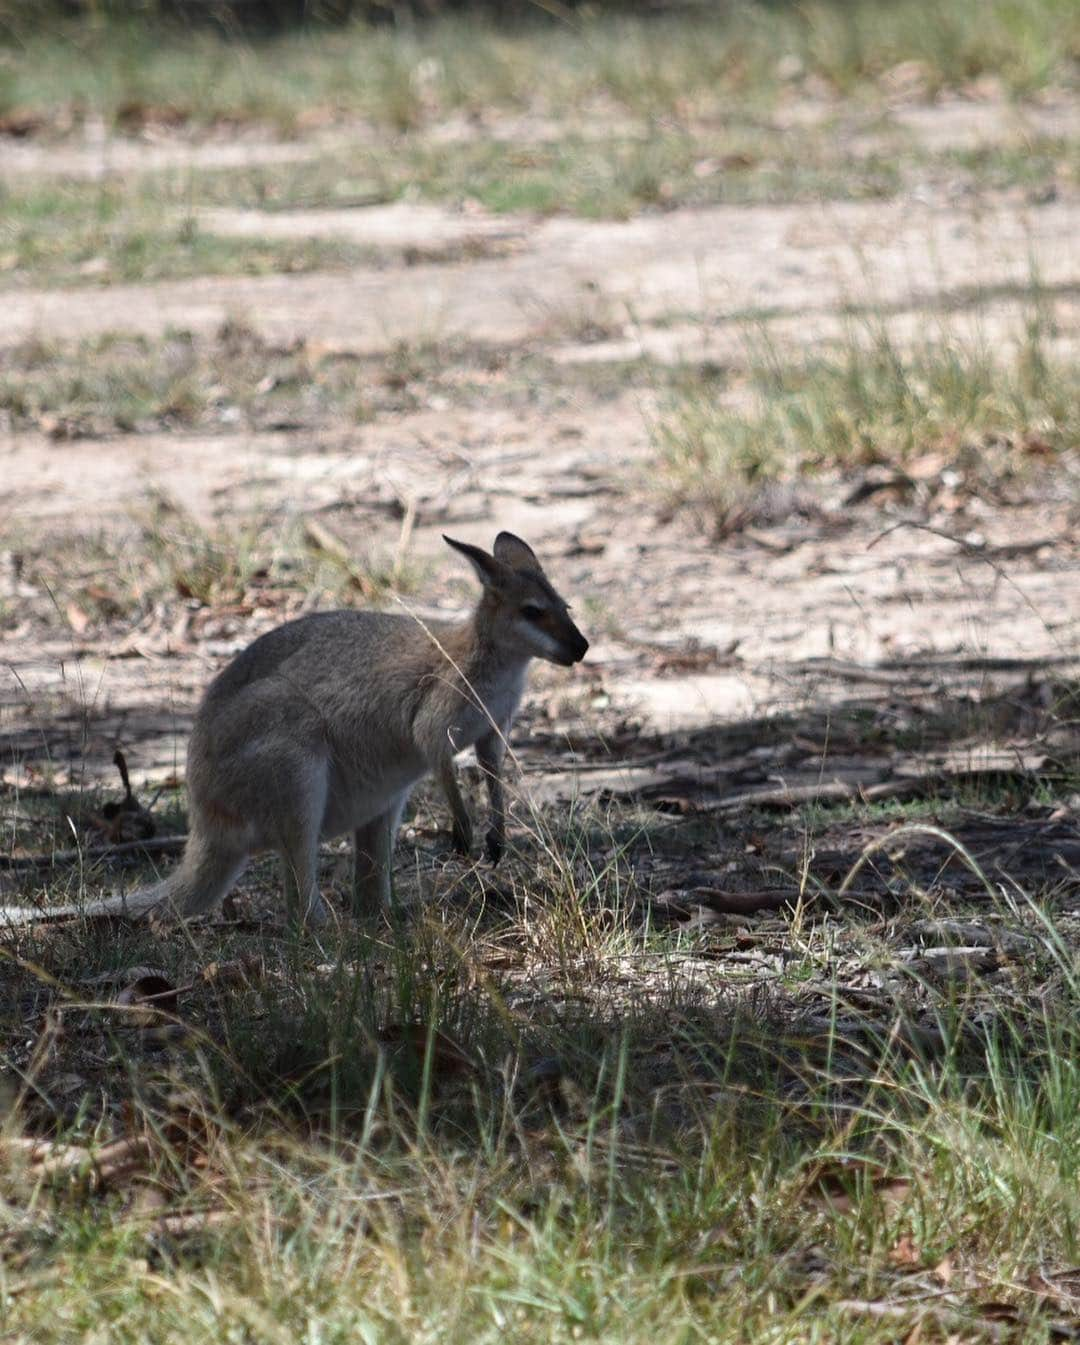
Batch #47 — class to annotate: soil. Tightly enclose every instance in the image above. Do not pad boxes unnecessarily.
[2,95,1079,823]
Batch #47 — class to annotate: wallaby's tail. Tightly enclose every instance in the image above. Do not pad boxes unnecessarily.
[0,831,244,927]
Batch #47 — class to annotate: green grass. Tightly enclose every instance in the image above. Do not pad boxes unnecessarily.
[3,129,1073,291]
[2,3,1079,1333]
[2,1,1078,136]
[4,786,1080,1342]
[186,127,910,220]
[0,324,378,436]
[655,306,1080,533]
[0,178,374,288]
[202,130,1072,220]
[4,562,1080,1339]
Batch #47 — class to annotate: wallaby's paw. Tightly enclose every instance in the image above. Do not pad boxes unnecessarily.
[451,819,473,856]
[293,894,329,931]
[485,828,504,865]
[350,877,388,918]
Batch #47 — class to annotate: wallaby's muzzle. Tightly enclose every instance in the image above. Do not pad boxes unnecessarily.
[556,625,590,666]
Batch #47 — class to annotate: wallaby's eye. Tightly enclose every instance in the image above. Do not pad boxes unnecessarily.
[521,602,545,622]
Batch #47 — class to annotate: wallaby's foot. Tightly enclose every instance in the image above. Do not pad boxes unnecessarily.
[451,816,473,856]
[303,893,329,929]
[485,826,504,865]
[350,873,388,918]
[283,892,329,933]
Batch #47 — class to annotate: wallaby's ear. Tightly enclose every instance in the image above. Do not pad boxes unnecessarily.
[493,531,541,573]
[443,535,505,588]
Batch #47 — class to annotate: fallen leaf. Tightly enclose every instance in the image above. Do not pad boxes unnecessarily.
[115,974,181,1019]
[144,1208,234,1239]
[974,1300,1080,1340]
[66,601,91,634]
[1028,1267,1080,1309]
[890,1233,922,1268]
[91,749,157,844]
[81,965,169,990]
[378,1022,476,1078]
[201,956,264,988]
[808,1157,914,1214]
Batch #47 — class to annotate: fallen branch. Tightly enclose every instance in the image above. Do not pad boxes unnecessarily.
[685,888,798,914]
[673,761,1050,815]
[143,1208,235,1238]
[0,834,187,872]
[694,776,937,814]
[869,517,1059,561]
[1,1135,154,1186]
[793,658,934,687]
[652,886,798,916]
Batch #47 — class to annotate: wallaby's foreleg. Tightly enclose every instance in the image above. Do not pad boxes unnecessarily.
[476,723,509,863]
[352,792,408,915]
[436,758,472,856]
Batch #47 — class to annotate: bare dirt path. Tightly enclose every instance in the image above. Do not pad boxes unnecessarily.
[8,197,1078,360]
[2,94,1073,178]
[5,405,1078,787]
[3,103,1079,799]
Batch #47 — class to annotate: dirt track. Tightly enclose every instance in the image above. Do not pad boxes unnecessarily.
[3,101,1080,796]
[8,197,1079,359]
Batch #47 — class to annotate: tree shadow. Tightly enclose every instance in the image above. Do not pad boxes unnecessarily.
[1,650,1077,1147]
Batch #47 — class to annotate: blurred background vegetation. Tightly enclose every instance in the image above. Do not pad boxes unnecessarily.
[1,0,1077,138]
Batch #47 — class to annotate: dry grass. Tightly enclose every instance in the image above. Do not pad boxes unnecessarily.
[4,761,1080,1341]
[0,323,389,437]
[654,302,1080,533]
[2,3,1080,1339]
[2,0,1078,136]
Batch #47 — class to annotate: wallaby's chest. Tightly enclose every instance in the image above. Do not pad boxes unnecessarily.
[445,666,528,752]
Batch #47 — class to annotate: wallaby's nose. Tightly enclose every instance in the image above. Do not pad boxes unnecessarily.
[570,630,589,663]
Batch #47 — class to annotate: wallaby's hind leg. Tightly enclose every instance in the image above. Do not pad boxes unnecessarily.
[272,760,329,929]
[352,791,409,915]
[279,834,326,929]
[476,721,510,863]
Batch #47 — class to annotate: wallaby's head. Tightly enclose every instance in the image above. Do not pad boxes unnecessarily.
[444,531,589,667]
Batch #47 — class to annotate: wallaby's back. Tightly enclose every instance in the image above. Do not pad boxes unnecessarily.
[188,610,459,849]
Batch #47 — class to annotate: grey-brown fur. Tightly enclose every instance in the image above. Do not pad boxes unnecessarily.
[1,532,588,927]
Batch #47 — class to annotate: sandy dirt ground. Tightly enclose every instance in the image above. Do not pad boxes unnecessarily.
[2,97,1079,816]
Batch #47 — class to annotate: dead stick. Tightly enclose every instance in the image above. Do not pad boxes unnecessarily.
[696,776,941,814]
[0,835,187,871]
[144,1209,235,1237]
[682,888,799,914]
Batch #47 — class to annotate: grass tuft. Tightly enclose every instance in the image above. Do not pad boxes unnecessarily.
[0,178,373,288]
[655,306,1080,533]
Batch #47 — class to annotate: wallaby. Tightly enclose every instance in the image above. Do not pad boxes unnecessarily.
[0,532,588,928]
